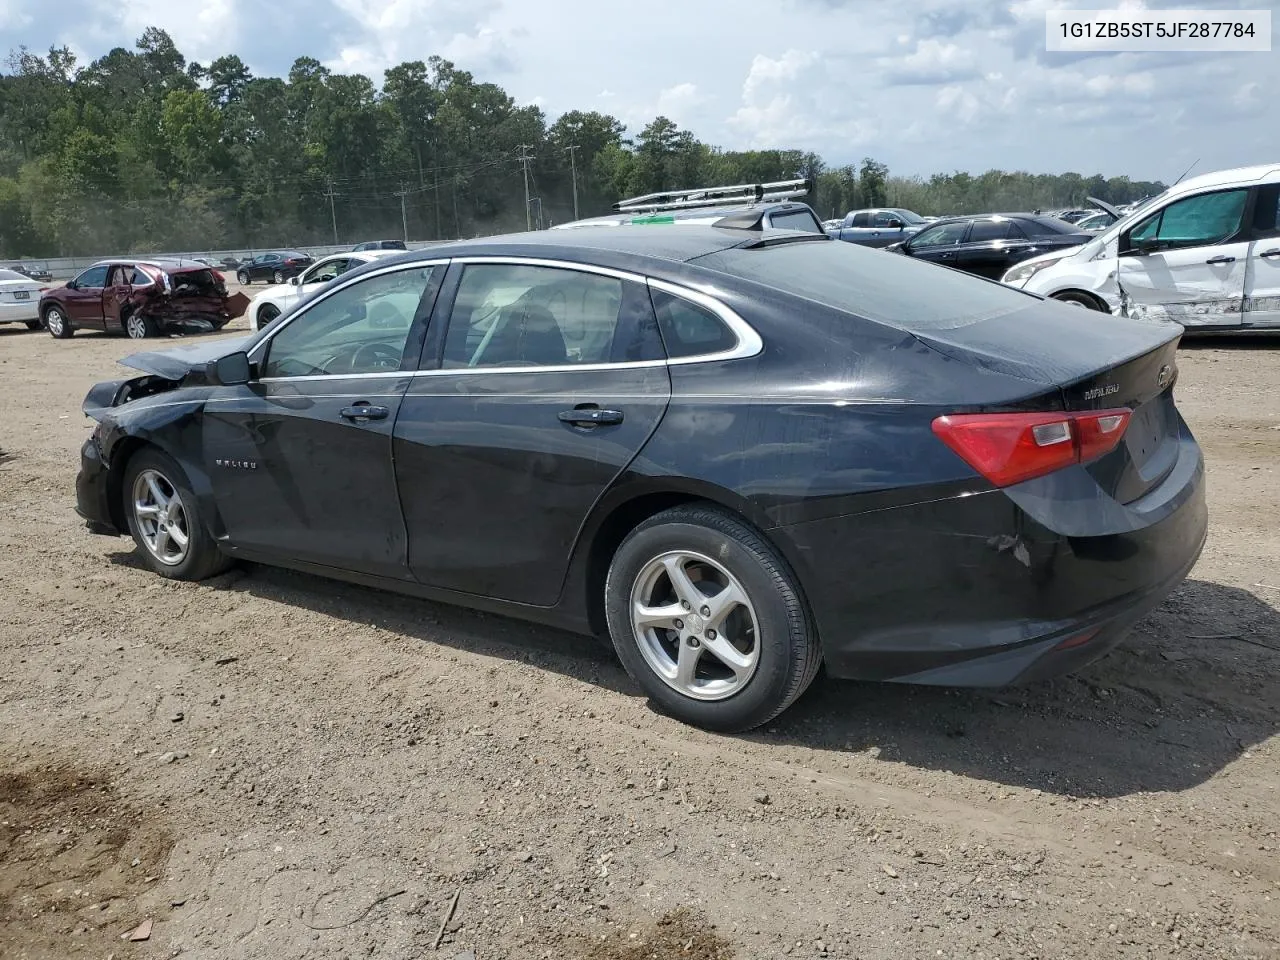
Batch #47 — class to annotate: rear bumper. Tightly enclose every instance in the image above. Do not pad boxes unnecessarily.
[778,434,1208,687]
[76,436,121,536]
[0,301,40,323]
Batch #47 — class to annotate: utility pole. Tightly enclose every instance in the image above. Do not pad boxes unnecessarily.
[395,183,409,243]
[517,144,534,231]
[322,182,339,244]
[566,144,580,221]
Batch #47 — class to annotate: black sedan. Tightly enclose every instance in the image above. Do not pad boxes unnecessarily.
[234,251,314,285]
[886,214,1092,279]
[74,227,1206,732]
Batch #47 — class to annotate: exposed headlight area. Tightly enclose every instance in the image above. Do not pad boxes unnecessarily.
[1002,255,1069,285]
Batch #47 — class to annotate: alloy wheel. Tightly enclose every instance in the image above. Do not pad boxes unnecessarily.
[273,270,284,284]
[629,550,760,701]
[46,309,64,336]
[126,315,148,338]
[131,469,191,566]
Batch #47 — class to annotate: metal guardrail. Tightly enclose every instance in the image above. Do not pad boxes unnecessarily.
[4,240,454,281]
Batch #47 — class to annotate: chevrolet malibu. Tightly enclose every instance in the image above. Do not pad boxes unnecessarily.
[75,226,1207,731]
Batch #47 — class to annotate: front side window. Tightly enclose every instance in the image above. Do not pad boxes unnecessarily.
[1129,189,1248,251]
[302,258,348,284]
[74,266,110,288]
[442,263,653,368]
[871,211,901,227]
[261,267,436,378]
[910,222,968,248]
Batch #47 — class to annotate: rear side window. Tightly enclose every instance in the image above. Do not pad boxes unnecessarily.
[651,289,737,358]
[850,212,870,227]
[967,220,1013,242]
[1252,185,1280,238]
[442,263,661,368]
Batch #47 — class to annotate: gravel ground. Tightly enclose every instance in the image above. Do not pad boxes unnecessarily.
[1,316,1278,960]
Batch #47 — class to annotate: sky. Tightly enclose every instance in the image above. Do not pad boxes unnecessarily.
[1,0,1277,181]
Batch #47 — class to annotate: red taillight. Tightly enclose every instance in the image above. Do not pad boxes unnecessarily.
[931,408,1131,487]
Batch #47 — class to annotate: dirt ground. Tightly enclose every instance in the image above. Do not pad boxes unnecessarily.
[1,313,1277,960]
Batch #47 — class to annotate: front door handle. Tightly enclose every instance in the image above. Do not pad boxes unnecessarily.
[558,406,624,427]
[340,402,389,422]
[1205,255,1236,265]
[1261,249,1280,259]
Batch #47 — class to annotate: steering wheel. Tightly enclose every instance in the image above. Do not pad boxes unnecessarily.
[350,341,402,373]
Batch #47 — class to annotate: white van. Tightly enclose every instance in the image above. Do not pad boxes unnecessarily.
[1003,163,1280,331]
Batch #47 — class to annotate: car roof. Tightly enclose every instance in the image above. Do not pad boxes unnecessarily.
[376,225,814,268]
[1170,162,1280,197]
[89,258,211,272]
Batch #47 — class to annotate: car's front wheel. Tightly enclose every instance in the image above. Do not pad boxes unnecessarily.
[44,305,72,339]
[255,303,280,330]
[605,505,821,732]
[237,271,250,285]
[273,269,284,284]
[1051,290,1106,311]
[123,448,232,581]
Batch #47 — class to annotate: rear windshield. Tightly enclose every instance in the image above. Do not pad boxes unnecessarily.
[0,269,29,281]
[697,239,1040,330]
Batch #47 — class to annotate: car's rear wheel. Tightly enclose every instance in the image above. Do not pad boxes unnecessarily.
[125,313,158,339]
[255,303,280,330]
[1051,290,1107,311]
[273,269,284,284]
[44,305,72,338]
[605,505,821,732]
[123,448,232,581]
[24,319,41,331]
[237,271,250,285]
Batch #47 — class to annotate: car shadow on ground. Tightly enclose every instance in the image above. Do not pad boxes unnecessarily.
[111,554,1279,799]
[1180,333,1280,351]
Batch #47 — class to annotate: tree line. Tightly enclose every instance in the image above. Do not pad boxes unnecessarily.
[0,29,1168,258]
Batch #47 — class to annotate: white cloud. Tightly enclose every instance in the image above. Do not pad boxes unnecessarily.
[883,39,979,85]
[728,50,878,150]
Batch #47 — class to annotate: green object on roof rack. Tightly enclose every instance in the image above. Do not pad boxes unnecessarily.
[630,214,676,225]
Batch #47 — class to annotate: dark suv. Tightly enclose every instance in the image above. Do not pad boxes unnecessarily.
[554,179,824,234]
[235,251,314,285]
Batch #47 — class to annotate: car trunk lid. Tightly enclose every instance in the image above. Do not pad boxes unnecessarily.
[910,304,1182,503]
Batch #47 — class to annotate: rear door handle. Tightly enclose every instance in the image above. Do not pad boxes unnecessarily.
[558,407,624,427]
[340,402,389,422]
[1261,249,1280,259]
[1205,255,1236,265]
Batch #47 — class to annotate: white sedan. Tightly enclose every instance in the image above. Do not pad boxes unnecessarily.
[0,268,48,330]
[246,250,400,330]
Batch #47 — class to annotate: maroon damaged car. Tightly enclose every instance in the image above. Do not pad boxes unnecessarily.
[40,259,251,340]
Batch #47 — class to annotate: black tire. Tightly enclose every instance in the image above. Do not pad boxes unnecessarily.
[44,305,72,338]
[237,271,250,286]
[122,448,233,581]
[1051,290,1106,311]
[272,269,284,284]
[604,505,821,732]
[24,319,41,331]
[124,313,158,339]
[256,303,280,330]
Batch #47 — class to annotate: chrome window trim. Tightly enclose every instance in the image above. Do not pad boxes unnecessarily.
[247,254,763,383]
